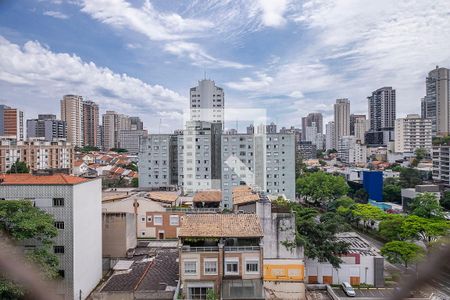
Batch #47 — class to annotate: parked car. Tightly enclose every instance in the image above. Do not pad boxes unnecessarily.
[341,282,356,297]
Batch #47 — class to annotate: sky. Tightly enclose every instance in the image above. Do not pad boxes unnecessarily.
[1,0,450,133]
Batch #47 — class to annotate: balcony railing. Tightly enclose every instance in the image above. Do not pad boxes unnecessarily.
[224,246,260,252]
[166,207,222,213]
[181,246,219,252]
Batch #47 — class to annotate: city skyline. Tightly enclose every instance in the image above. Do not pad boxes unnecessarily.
[1,1,450,132]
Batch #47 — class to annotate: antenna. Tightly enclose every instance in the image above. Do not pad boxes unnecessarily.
[159,118,161,134]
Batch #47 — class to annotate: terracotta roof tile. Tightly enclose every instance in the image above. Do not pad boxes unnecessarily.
[147,192,178,203]
[0,173,89,185]
[192,190,222,203]
[178,214,263,238]
[232,185,261,205]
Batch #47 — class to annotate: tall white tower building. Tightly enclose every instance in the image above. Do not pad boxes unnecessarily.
[190,79,224,124]
[334,98,350,145]
[61,95,83,147]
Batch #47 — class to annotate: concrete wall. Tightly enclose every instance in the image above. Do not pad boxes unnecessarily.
[102,213,137,257]
[73,179,103,299]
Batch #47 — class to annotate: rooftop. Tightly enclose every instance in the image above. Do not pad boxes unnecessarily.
[336,232,379,256]
[0,173,89,185]
[147,192,178,204]
[232,186,261,206]
[178,213,263,238]
[192,190,222,203]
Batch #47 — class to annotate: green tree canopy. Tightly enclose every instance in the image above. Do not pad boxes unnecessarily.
[296,171,349,207]
[285,203,350,268]
[6,159,30,174]
[131,177,138,188]
[401,215,450,248]
[441,191,450,210]
[381,241,425,269]
[383,183,402,203]
[415,148,428,161]
[410,193,444,219]
[328,196,356,212]
[399,167,423,188]
[378,214,406,241]
[352,204,386,229]
[0,201,59,298]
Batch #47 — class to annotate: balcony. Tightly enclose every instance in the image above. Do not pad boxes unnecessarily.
[181,246,219,252]
[224,246,260,252]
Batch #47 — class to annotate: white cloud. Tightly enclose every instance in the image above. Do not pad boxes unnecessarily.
[164,41,250,69]
[0,36,186,131]
[43,10,69,19]
[225,72,273,91]
[257,0,289,27]
[80,0,247,69]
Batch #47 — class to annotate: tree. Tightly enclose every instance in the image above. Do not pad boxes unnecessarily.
[109,148,128,153]
[354,188,369,203]
[381,241,424,269]
[440,191,450,210]
[77,145,100,153]
[378,214,406,241]
[295,151,305,179]
[352,204,386,229]
[6,159,30,174]
[296,171,349,207]
[0,201,59,298]
[410,193,444,219]
[399,168,423,188]
[284,203,350,268]
[415,148,428,161]
[401,215,450,248]
[328,196,356,212]
[131,177,139,188]
[383,183,402,203]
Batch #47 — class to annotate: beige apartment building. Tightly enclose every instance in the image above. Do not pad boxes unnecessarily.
[395,114,432,153]
[0,138,74,173]
[61,95,84,147]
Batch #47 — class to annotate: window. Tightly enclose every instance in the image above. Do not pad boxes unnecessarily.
[154,215,163,225]
[141,216,146,222]
[58,270,65,278]
[54,221,64,229]
[54,246,65,254]
[52,198,64,207]
[204,259,218,275]
[184,260,197,275]
[147,216,152,222]
[170,215,179,226]
[245,259,259,274]
[225,258,239,275]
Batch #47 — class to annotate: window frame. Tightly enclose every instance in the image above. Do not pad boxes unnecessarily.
[153,215,163,226]
[245,258,259,274]
[225,258,239,275]
[169,215,179,226]
[203,258,218,275]
[184,259,198,275]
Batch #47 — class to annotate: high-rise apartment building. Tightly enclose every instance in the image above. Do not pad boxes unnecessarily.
[221,133,295,207]
[130,116,143,131]
[432,145,450,186]
[0,104,24,140]
[118,129,148,154]
[353,115,368,144]
[266,122,277,134]
[0,138,74,173]
[305,122,324,149]
[368,87,396,131]
[27,114,67,141]
[102,111,117,151]
[302,113,323,140]
[350,114,365,135]
[334,99,350,145]
[422,66,450,136]
[394,114,432,153]
[190,79,224,124]
[325,121,336,150]
[0,174,102,299]
[82,100,99,147]
[61,95,84,147]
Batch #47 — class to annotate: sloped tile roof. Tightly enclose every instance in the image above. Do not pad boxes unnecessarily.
[178,213,263,238]
[0,173,88,185]
[192,190,222,203]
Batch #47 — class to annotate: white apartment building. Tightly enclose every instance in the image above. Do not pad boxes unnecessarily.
[138,134,178,189]
[325,121,336,150]
[432,145,450,186]
[338,136,367,164]
[394,114,432,153]
[221,133,295,207]
[118,129,147,154]
[0,174,102,300]
[0,138,74,173]
[61,95,84,147]
[305,122,324,149]
[190,79,224,124]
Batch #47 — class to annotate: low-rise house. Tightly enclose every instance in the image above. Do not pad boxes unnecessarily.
[178,214,265,300]
[92,249,179,300]
[305,232,384,287]
[193,190,222,208]
[147,191,179,206]
[73,160,89,176]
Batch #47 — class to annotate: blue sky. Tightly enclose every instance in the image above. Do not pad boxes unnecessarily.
[1,0,450,132]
